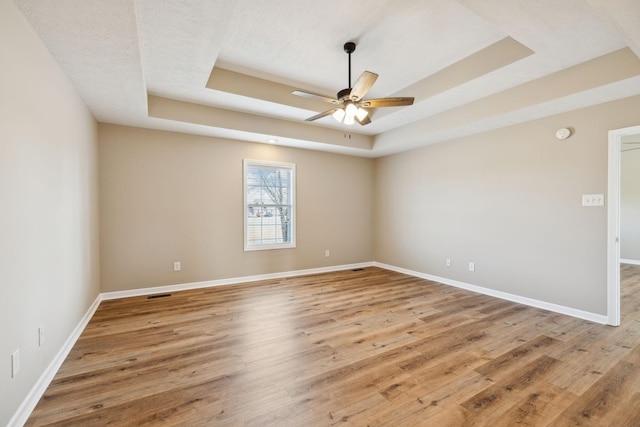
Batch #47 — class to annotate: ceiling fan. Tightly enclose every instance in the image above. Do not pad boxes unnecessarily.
[292,42,415,126]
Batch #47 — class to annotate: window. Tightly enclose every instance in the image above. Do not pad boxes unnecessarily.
[244,159,296,251]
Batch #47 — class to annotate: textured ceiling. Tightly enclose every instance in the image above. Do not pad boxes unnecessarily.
[14,0,640,157]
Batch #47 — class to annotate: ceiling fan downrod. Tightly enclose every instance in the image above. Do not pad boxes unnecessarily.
[340,42,356,99]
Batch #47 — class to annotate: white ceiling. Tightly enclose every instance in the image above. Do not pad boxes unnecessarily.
[14,0,640,157]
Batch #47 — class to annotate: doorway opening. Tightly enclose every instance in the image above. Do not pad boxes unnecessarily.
[607,124,640,326]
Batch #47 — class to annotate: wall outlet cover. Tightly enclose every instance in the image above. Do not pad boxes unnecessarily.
[11,349,20,378]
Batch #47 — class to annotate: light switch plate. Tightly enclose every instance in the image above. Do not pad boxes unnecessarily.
[582,194,604,207]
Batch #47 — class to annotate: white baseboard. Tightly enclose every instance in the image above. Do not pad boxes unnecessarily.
[8,295,102,427]
[100,261,375,300]
[374,262,609,325]
[621,258,640,266]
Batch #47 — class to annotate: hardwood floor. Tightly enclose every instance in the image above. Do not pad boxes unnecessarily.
[26,266,640,426]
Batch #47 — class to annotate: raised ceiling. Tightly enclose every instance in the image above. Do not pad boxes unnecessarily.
[15,0,640,157]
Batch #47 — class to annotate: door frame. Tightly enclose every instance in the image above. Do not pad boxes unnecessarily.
[607,124,640,326]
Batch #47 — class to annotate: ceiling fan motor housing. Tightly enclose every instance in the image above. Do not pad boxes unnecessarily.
[337,88,351,100]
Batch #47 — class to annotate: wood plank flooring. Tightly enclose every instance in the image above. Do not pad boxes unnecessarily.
[26,265,640,426]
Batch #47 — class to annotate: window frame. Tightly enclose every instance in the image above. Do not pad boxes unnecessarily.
[243,159,296,251]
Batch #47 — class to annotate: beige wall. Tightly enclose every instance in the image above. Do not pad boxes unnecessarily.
[98,124,374,292]
[621,147,640,262]
[374,95,640,315]
[0,1,100,425]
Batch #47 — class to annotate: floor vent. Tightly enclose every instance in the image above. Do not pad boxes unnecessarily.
[147,293,172,299]
[352,268,364,271]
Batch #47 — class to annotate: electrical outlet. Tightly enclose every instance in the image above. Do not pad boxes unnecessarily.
[173,261,181,271]
[446,258,451,267]
[39,325,45,347]
[11,349,20,378]
[325,250,330,257]
[469,262,475,272]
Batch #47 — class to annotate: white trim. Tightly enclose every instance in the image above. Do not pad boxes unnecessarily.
[608,125,640,327]
[374,262,609,325]
[101,262,374,300]
[621,259,640,266]
[608,129,621,326]
[8,296,102,427]
[243,159,296,252]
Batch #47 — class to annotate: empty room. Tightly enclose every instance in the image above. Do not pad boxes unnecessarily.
[3,0,640,425]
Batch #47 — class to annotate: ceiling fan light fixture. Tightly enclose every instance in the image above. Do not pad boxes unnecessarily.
[332,103,367,125]
[345,102,358,119]
[356,107,368,121]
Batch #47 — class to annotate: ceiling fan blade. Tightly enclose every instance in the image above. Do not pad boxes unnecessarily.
[356,115,371,126]
[349,71,378,101]
[360,97,415,108]
[292,90,340,105]
[305,108,340,122]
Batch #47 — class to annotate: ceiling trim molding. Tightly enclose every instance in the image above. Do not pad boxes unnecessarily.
[147,95,374,152]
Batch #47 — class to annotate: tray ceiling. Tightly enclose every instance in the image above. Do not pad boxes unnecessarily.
[15,0,640,157]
